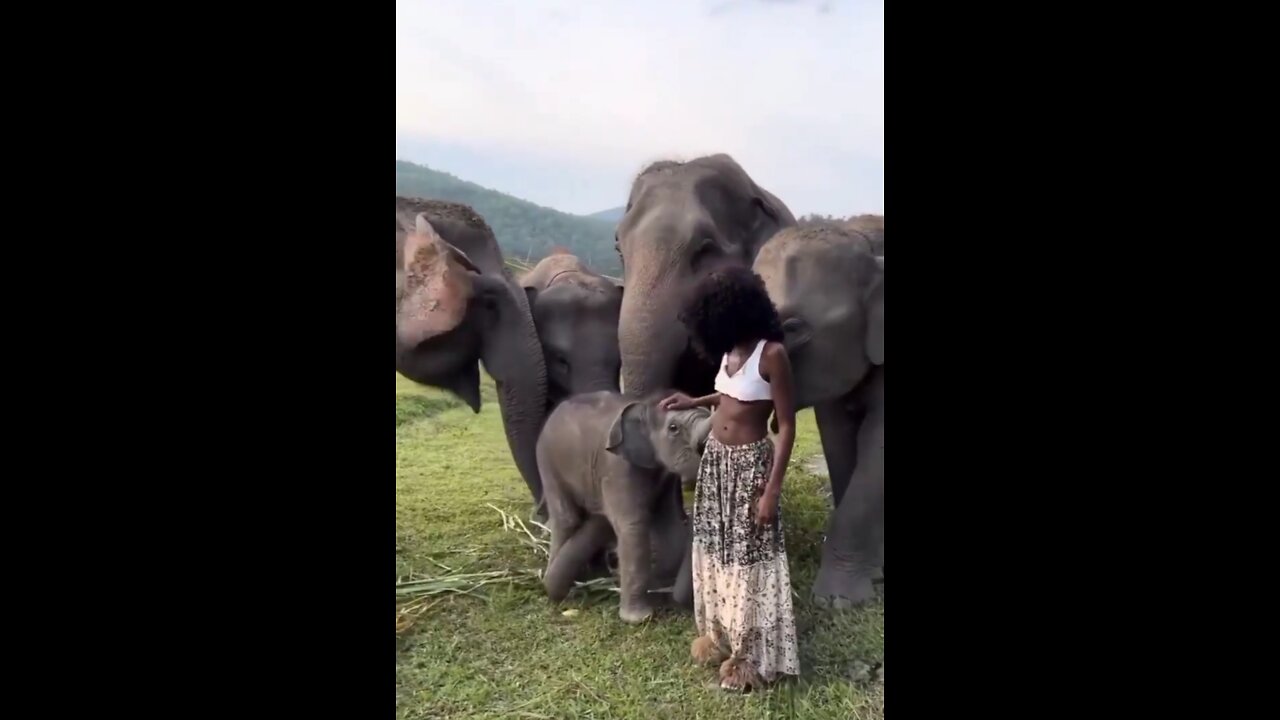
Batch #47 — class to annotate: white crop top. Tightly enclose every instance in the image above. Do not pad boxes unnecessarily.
[714,339,772,402]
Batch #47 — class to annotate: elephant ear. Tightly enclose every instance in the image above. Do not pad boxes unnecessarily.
[606,401,658,470]
[865,270,884,365]
[397,214,482,348]
[744,187,794,260]
[752,195,781,225]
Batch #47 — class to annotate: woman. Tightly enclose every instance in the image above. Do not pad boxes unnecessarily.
[660,266,800,692]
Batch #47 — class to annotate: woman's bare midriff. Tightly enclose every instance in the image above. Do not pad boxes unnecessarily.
[712,395,773,446]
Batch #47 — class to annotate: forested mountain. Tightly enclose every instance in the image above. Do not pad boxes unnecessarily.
[396,161,620,274]
[587,207,626,223]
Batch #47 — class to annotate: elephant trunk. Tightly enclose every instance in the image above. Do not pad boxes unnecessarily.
[619,289,688,398]
[479,279,549,507]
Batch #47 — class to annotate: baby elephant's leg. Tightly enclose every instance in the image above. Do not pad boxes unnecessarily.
[546,503,580,565]
[544,515,613,602]
[611,517,655,624]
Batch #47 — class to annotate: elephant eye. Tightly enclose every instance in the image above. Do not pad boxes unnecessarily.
[781,316,813,349]
[690,239,720,272]
[667,422,679,434]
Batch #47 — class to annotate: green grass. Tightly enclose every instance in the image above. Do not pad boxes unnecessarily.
[396,374,884,719]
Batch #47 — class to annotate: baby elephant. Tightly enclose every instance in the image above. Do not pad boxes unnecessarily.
[537,391,712,623]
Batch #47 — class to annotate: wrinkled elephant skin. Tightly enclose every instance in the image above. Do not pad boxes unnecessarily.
[537,391,711,623]
[614,154,796,400]
[612,154,797,608]
[395,197,549,512]
[520,254,623,409]
[755,223,884,608]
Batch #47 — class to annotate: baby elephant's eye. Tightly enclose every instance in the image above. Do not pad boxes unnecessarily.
[667,422,679,434]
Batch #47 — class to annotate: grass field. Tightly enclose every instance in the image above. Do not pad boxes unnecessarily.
[396,374,884,719]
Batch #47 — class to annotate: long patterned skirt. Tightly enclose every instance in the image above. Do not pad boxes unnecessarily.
[691,435,800,682]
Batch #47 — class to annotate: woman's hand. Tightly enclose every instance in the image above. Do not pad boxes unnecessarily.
[755,489,780,528]
[659,392,697,411]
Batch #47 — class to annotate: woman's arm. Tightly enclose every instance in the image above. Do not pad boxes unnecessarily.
[659,392,721,410]
[757,342,796,526]
[692,392,722,408]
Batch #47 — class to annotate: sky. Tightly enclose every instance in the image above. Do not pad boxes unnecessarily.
[395,0,883,218]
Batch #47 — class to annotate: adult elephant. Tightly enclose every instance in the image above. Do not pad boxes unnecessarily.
[754,222,884,608]
[395,197,548,510]
[614,154,796,608]
[616,154,796,399]
[519,253,623,409]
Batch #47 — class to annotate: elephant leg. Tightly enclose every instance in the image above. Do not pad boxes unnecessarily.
[815,392,862,507]
[538,449,571,563]
[671,532,693,609]
[546,505,580,567]
[611,517,655,623]
[649,480,687,588]
[544,515,612,602]
[813,400,883,610]
[645,477,693,608]
[603,469,659,623]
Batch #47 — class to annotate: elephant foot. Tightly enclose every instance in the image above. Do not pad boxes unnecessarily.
[691,635,727,666]
[811,564,876,610]
[619,599,654,624]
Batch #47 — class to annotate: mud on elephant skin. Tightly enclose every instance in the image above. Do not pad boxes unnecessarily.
[537,391,711,623]
[395,197,549,511]
[754,222,884,609]
[614,154,796,400]
[519,254,623,409]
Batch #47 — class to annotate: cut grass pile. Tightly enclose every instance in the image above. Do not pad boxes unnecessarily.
[396,373,883,719]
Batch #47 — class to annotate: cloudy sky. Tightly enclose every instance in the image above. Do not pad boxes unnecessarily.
[395,0,883,217]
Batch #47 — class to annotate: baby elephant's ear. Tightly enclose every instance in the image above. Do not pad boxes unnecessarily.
[606,401,658,469]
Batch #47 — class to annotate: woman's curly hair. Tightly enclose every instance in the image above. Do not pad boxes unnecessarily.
[678,265,784,361]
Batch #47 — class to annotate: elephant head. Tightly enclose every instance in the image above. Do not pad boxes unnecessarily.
[605,397,712,483]
[615,154,796,398]
[753,222,883,409]
[843,214,884,255]
[519,254,623,408]
[395,197,548,506]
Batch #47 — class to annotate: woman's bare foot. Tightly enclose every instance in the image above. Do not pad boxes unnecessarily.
[718,657,763,692]
[718,658,740,690]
